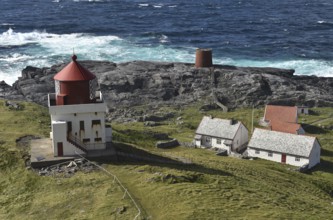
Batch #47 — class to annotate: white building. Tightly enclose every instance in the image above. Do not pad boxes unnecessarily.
[194,116,248,154]
[48,55,112,157]
[297,106,309,115]
[248,128,320,169]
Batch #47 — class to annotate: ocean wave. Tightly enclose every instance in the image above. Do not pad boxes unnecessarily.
[0,28,122,47]
[1,28,332,86]
[1,23,14,26]
[153,4,163,8]
[73,0,109,2]
[218,58,333,77]
[138,3,149,7]
[0,53,33,62]
[317,20,333,25]
[159,34,169,43]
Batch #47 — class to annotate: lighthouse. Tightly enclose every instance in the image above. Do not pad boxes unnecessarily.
[48,55,112,157]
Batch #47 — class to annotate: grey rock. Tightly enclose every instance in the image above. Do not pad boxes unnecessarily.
[1,61,332,122]
[144,121,157,127]
[156,138,179,148]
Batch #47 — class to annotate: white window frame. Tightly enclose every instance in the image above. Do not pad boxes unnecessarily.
[295,157,300,162]
[217,138,221,144]
[255,150,260,154]
[268,152,273,157]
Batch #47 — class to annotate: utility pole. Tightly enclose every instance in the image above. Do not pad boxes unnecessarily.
[251,105,254,134]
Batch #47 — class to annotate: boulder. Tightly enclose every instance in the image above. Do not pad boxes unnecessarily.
[156,139,179,148]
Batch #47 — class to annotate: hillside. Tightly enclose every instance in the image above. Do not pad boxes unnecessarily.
[0,100,332,219]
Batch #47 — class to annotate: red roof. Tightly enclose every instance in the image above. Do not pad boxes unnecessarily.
[54,55,96,81]
[270,120,302,134]
[264,105,298,123]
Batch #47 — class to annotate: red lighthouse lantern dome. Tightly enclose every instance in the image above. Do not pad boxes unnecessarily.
[54,55,97,105]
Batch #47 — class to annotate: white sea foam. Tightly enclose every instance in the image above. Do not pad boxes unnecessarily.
[1,28,332,86]
[138,3,149,7]
[1,23,14,26]
[159,34,169,43]
[153,5,163,8]
[217,58,333,77]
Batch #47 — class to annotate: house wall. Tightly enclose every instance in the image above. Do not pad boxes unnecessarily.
[195,139,201,147]
[197,135,231,153]
[232,124,248,152]
[200,135,212,148]
[51,109,107,148]
[51,121,85,156]
[106,127,112,142]
[248,148,310,167]
[297,127,305,135]
[297,107,309,115]
[50,102,112,156]
[308,139,321,168]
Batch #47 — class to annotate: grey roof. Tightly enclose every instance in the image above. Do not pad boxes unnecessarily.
[195,116,242,140]
[248,128,317,157]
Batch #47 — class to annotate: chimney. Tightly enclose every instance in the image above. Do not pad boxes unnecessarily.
[195,48,213,68]
[230,118,237,125]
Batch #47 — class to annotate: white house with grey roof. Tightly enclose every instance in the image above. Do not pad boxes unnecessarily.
[194,116,248,154]
[248,128,320,168]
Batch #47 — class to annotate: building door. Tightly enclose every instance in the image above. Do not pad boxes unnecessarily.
[57,142,63,156]
[67,122,72,135]
[281,154,286,163]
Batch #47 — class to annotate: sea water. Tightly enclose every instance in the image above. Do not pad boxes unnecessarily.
[1,0,333,85]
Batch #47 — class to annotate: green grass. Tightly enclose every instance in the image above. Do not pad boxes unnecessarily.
[1,100,333,219]
[0,100,137,219]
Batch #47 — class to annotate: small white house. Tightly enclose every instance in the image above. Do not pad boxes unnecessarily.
[248,128,320,169]
[194,116,248,154]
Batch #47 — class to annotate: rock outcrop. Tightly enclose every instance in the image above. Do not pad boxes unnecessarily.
[1,60,332,119]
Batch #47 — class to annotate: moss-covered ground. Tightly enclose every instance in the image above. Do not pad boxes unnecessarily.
[1,100,332,219]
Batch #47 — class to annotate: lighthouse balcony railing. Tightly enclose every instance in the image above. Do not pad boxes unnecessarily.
[48,92,104,107]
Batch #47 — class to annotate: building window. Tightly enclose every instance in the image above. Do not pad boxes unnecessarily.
[82,138,90,143]
[217,138,221,144]
[295,157,300,162]
[268,152,273,157]
[67,121,72,133]
[206,137,211,143]
[255,150,260,154]
[95,137,102,142]
[80,121,85,131]
[92,120,101,126]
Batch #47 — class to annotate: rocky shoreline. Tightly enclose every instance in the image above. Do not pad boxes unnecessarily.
[1,60,332,119]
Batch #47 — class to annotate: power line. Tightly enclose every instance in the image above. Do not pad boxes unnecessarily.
[74,152,142,220]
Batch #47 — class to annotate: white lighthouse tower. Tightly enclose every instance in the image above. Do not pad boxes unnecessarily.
[48,55,112,157]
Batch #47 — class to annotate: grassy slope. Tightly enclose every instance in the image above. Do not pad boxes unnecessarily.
[1,100,332,219]
[111,105,333,219]
[0,101,137,220]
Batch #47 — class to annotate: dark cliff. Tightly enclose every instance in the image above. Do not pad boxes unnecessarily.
[1,61,332,117]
